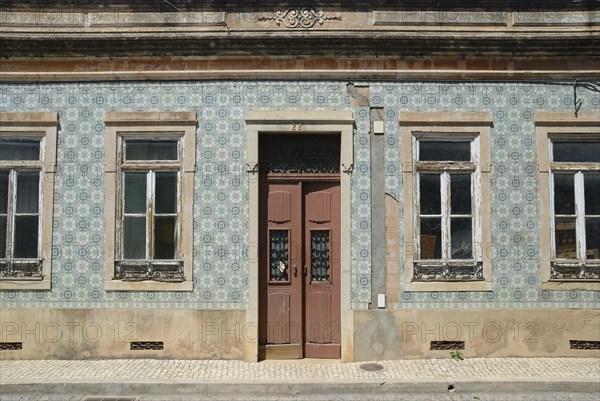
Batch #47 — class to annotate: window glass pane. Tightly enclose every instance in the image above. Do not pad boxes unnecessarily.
[586,217,600,260]
[269,230,289,281]
[14,216,38,258]
[0,140,40,161]
[125,140,178,161]
[16,172,39,214]
[553,174,575,215]
[0,171,8,214]
[584,175,600,216]
[450,174,471,215]
[155,172,178,214]
[154,216,177,259]
[311,230,330,282]
[553,141,600,163]
[0,216,6,258]
[419,174,440,215]
[419,141,471,161]
[555,217,577,259]
[451,218,472,259]
[123,216,146,259]
[124,172,146,214]
[420,217,441,259]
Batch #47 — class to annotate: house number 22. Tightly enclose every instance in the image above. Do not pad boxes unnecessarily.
[292,123,302,131]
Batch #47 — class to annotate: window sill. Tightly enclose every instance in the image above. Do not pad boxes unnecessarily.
[403,280,492,292]
[0,278,51,290]
[541,281,600,291]
[104,280,193,292]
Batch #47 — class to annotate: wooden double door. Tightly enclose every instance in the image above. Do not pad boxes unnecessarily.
[259,179,341,359]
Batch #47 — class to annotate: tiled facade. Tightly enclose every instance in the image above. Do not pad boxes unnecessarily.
[1,81,598,311]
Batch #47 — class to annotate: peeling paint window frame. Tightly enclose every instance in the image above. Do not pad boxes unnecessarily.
[0,156,43,279]
[400,112,492,292]
[116,137,184,282]
[0,112,58,291]
[536,111,600,290]
[549,164,600,274]
[412,134,483,281]
[104,112,197,292]
[547,136,600,281]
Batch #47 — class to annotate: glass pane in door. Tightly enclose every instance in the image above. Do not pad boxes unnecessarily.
[311,230,330,282]
[269,230,289,281]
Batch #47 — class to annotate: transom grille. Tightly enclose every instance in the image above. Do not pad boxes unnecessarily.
[260,134,340,174]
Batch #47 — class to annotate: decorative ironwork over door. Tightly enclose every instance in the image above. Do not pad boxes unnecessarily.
[259,134,340,174]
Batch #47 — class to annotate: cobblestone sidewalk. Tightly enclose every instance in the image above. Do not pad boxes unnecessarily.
[1,358,599,384]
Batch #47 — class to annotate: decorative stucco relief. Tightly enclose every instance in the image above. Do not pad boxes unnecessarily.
[259,8,341,29]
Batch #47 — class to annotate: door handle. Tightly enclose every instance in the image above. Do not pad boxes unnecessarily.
[293,265,297,277]
[303,265,307,276]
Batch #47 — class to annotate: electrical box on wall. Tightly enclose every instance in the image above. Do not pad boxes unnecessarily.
[377,293,386,308]
[373,121,384,135]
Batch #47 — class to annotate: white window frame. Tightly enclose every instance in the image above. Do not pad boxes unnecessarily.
[0,112,58,290]
[104,112,196,292]
[401,112,492,291]
[416,136,479,264]
[537,111,600,291]
[117,142,182,275]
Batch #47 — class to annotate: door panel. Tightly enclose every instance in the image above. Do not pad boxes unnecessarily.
[259,182,302,357]
[268,191,291,223]
[303,182,341,359]
[259,180,340,359]
[305,291,332,343]
[307,192,331,223]
[266,292,290,343]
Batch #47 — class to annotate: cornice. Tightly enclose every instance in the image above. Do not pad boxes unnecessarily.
[1,33,599,59]
[1,8,598,57]
[1,56,598,82]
